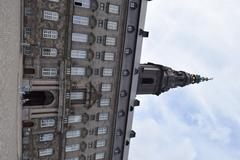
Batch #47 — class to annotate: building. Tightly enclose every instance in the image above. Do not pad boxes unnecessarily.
[21,0,211,160]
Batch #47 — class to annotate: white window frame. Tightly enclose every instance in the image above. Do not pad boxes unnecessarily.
[68,115,82,123]
[97,127,107,135]
[98,112,109,121]
[102,68,113,77]
[73,15,89,25]
[71,67,86,76]
[96,139,106,148]
[101,83,111,92]
[42,47,57,57]
[107,20,118,30]
[39,133,54,142]
[42,68,57,77]
[66,130,81,138]
[71,50,87,59]
[70,91,84,100]
[39,148,53,157]
[43,29,58,39]
[100,98,110,107]
[105,36,116,46]
[95,152,105,160]
[74,0,90,8]
[65,144,80,152]
[72,33,88,42]
[104,52,114,61]
[40,118,55,128]
[43,10,59,21]
[108,4,119,14]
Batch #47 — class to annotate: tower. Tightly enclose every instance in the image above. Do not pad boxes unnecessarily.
[137,63,212,95]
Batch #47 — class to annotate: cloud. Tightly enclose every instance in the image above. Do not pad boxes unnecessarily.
[129,0,240,159]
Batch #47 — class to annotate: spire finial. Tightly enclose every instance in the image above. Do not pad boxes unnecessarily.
[191,74,213,84]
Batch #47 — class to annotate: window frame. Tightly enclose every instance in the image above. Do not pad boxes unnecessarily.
[98,112,109,121]
[43,29,58,39]
[42,67,57,77]
[97,127,108,135]
[65,144,80,152]
[108,4,120,14]
[39,133,54,142]
[71,67,86,76]
[96,139,106,148]
[39,148,53,157]
[40,118,56,128]
[102,68,113,77]
[74,0,91,8]
[71,50,87,59]
[42,47,57,57]
[103,52,114,61]
[43,10,59,21]
[73,15,89,26]
[68,115,82,123]
[66,130,81,138]
[72,33,88,42]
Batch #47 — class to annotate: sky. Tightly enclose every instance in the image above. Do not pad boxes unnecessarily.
[129,0,240,160]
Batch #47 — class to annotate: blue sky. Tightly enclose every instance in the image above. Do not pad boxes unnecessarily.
[129,0,240,159]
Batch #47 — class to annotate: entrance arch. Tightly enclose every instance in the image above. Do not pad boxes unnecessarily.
[23,91,54,106]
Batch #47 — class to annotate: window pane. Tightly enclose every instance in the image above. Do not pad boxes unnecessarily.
[98,112,109,121]
[74,0,90,8]
[72,33,88,42]
[102,68,113,77]
[96,139,106,148]
[66,130,81,138]
[39,133,54,142]
[100,98,110,106]
[40,118,55,128]
[105,37,116,46]
[70,92,84,100]
[39,148,53,157]
[42,48,57,57]
[107,21,118,30]
[104,52,114,61]
[42,68,57,77]
[73,15,89,25]
[68,115,82,123]
[101,83,111,92]
[95,152,105,160]
[43,10,59,21]
[71,67,86,76]
[43,29,58,39]
[71,50,87,59]
[108,4,119,14]
[65,144,80,152]
[97,127,107,135]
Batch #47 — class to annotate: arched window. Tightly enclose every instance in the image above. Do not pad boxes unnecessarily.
[141,78,154,84]
[23,91,54,106]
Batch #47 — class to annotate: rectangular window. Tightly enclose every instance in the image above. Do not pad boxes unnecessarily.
[100,98,110,107]
[98,112,109,121]
[72,33,88,42]
[105,36,116,46]
[71,67,86,76]
[107,21,118,30]
[39,133,54,142]
[65,144,80,152]
[98,20,104,27]
[49,0,59,2]
[66,130,81,138]
[42,48,57,57]
[74,0,90,8]
[100,3,105,10]
[40,118,55,128]
[97,127,107,135]
[95,152,105,160]
[68,115,82,123]
[65,157,79,160]
[24,27,32,37]
[39,148,53,157]
[24,7,32,16]
[96,139,106,148]
[102,68,113,77]
[43,29,58,39]
[42,68,57,77]
[71,50,87,59]
[70,92,84,100]
[43,10,59,21]
[101,83,111,92]
[73,15,89,25]
[108,4,119,14]
[104,52,114,61]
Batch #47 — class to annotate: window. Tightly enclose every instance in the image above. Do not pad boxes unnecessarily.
[108,4,119,14]
[104,52,114,61]
[24,27,32,37]
[98,112,109,121]
[102,68,113,77]
[43,10,59,21]
[105,36,116,46]
[97,127,107,135]
[130,2,137,9]
[24,7,32,16]
[71,50,87,59]
[101,84,111,92]
[95,152,105,160]
[39,148,53,157]
[96,52,101,59]
[100,98,110,106]
[42,48,57,57]
[73,15,89,25]
[65,144,80,152]
[100,3,105,10]
[96,139,106,148]
[66,130,81,138]
[65,157,79,160]
[98,20,104,27]
[39,133,54,142]
[49,0,59,2]
[74,0,90,8]
[72,33,88,42]
[97,36,102,44]
[70,92,84,100]
[107,21,118,30]
[71,67,86,76]
[42,68,57,77]
[68,115,82,123]
[43,29,58,39]
[40,118,55,128]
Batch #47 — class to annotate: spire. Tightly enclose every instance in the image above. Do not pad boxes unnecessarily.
[191,75,213,84]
